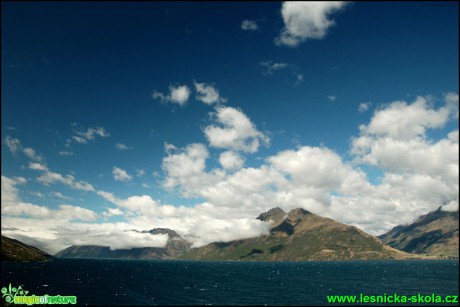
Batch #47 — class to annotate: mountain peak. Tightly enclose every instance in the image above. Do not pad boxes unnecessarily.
[256,207,286,222]
[287,208,312,220]
[146,228,181,239]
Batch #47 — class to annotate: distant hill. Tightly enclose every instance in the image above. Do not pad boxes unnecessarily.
[55,228,191,259]
[180,208,418,261]
[378,207,459,258]
[1,235,52,262]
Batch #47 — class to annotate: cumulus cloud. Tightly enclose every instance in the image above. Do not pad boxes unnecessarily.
[219,151,245,171]
[58,151,74,156]
[194,81,226,105]
[346,94,459,230]
[276,1,349,47]
[153,85,191,106]
[162,143,217,197]
[241,19,258,31]
[260,61,289,75]
[353,96,452,141]
[204,106,270,153]
[113,167,133,182]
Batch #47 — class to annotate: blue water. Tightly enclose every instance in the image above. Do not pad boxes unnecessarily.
[1,259,458,305]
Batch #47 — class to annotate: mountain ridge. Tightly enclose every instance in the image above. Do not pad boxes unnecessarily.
[55,228,191,259]
[378,207,459,258]
[180,208,420,261]
[1,235,52,262]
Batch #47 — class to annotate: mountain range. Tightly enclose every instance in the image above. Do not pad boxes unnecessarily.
[2,207,457,262]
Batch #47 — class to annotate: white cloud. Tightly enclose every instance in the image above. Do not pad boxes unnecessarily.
[444,92,459,119]
[219,151,245,171]
[4,136,21,153]
[136,169,146,177]
[58,151,74,156]
[23,147,43,162]
[194,82,226,105]
[164,142,178,154]
[5,139,45,162]
[241,19,258,31]
[153,85,191,106]
[260,61,289,75]
[276,1,349,47]
[115,143,132,150]
[72,126,110,144]
[103,208,124,217]
[162,143,217,197]
[358,102,371,113]
[3,92,458,254]
[204,106,270,153]
[51,191,72,200]
[2,176,95,222]
[29,162,49,171]
[328,95,336,102]
[188,218,270,248]
[170,85,191,105]
[29,162,95,192]
[354,96,451,141]
[442,200,459,212]
[56,204,97,222]
[1,175,51,218]
[112,167,133,182]
[1,218,169,253]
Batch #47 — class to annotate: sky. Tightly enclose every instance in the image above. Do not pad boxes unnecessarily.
[1,1,459,254]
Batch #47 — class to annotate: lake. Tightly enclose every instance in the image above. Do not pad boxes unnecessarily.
[1,259,458,305]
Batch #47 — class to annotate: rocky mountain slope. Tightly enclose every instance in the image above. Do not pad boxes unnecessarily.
[1,235,52,262]
[55,228,191,259]
[180,208,417,261]
[378,207,459,257]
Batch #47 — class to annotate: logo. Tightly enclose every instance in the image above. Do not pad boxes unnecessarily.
[1,283,77,305]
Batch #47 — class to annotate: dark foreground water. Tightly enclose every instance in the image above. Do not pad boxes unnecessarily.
[1,259,458,306]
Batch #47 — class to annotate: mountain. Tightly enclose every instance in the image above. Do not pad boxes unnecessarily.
[1,235,52,262]
[180,208,417,261]
[55,228,191,259]
[378,207,459,258]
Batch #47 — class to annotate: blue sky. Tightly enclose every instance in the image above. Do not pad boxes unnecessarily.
[2,2,458,253]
